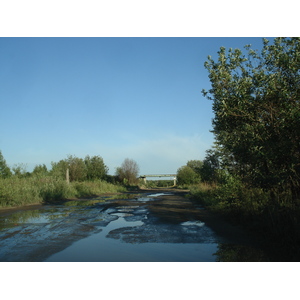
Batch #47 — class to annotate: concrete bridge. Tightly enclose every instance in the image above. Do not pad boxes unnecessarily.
[140,174,177,186]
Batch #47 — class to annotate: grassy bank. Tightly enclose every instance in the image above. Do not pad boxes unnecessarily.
[0,176,127,208]
[189,182,300,261]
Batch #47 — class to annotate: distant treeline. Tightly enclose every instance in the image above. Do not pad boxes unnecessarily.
[0,153,117,182]
[0,152,139,208]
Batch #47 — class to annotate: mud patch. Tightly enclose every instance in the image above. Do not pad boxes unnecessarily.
[107,220,217,244]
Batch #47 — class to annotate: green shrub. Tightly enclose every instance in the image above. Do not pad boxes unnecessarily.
[189,183,218,206]
[177,166,200,185]
[189,177,269,213]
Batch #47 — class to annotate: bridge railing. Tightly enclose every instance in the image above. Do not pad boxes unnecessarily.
[139,174,177,185]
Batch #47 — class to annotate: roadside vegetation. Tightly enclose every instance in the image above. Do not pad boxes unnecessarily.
[115,158,140,185]
[141,179,175,189]
[175,38,300,261]
[0,153,134,208]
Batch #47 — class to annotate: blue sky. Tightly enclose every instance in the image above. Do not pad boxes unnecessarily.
[0,37,272,175]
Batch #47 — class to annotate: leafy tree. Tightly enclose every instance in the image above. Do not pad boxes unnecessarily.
[177,165,200,185]
[32,164,48,176]
[51,154,109,182]
[51,159,69,180]
[200,148,221,183]
[65,155,87,182]
[0,151,12,178]
[84,155,108,180]
[116,158,139,185]
[12,163,28,178]
[187,160,203,176]
[203,37,300,202]
[51,155,87,182]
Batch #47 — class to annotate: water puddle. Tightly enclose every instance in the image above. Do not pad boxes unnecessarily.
[137,192,173,202]
[45,212,218,262]
[0,192,268,262]
[181,221,205,227]
[147,193,173,197]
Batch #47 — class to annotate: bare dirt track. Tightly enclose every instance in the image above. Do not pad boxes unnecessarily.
[139,188,258,246]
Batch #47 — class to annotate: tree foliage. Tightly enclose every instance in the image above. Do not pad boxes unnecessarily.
[32,164,48,176]
[12,163,29,178]
[186,160,203,176]
[200,148,222,183]
[84,155,108,180]
[177,165,200,185]
[116,158,139,185]
[203,37,300,202]
[0,151,12,178]
[51,159,69,180]
[51,155,108,182]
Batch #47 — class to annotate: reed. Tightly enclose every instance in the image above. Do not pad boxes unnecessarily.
[0,176,127,208]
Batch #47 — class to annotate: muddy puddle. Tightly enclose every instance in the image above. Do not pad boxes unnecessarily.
[0,191,267,262]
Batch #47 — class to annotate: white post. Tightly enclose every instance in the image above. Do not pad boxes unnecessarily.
[66,168,70,184]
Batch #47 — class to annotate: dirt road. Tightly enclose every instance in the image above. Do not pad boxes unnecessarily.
[0,188,268,261]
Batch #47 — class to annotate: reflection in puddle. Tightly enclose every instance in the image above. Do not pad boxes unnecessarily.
[214,243,268,262]
[45,213,218,262]
[46,239,218,262]
[45,199,220,262]
[0,207,70,229]
[147,193,173,197]
[111,212,133,218]
[137,193,173,202]
[106,215,144,231]
[136,197,153,202]
[0,192,268,262]
[181,221,205,227]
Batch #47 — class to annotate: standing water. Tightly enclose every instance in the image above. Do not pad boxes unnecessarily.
[45,211,218,262]
[0,192,267,262]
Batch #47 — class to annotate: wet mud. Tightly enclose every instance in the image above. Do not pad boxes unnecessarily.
[0,189,268,262]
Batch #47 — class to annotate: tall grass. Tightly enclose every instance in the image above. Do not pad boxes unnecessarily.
[70,180,127,197]
[0,176,127,208]
[0,177,41,207]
